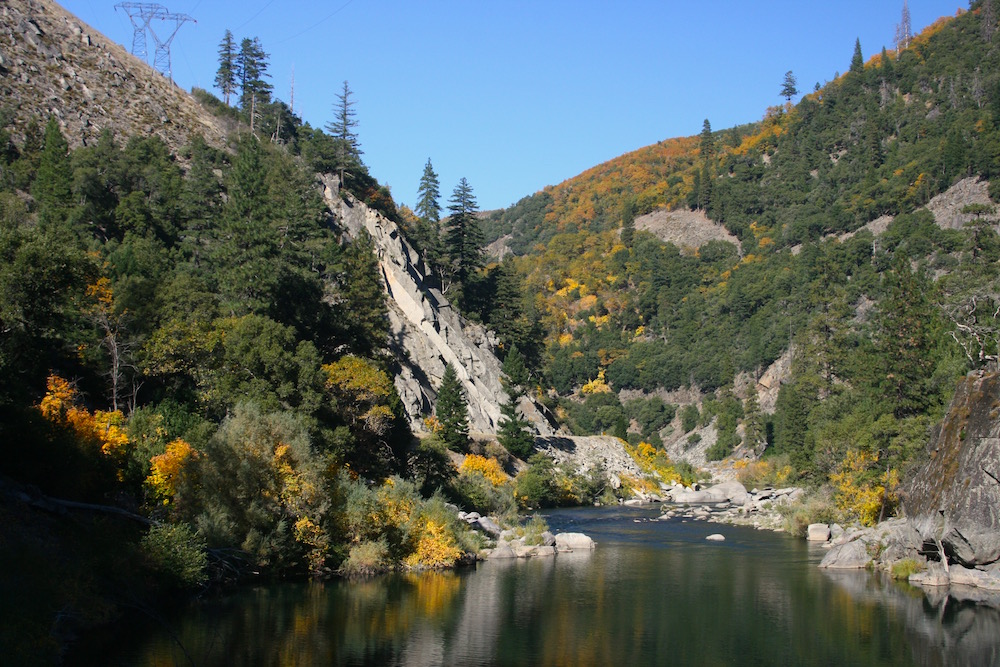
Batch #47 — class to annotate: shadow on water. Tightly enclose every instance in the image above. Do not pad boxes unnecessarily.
[73,506,1000,666]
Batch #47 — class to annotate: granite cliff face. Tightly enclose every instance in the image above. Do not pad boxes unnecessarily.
[904,371,1000,566]
[321,176,558,437]
[0,0,226,151]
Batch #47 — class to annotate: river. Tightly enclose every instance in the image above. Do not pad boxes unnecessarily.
[74,506,1000,666]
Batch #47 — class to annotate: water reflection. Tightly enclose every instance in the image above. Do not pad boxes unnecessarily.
[82,507,1000,667]
[822,569,1000,667]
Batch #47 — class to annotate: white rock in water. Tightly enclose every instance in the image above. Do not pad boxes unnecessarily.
[807,523,832,542]
[555,532,596,551]
[706,534,726,541]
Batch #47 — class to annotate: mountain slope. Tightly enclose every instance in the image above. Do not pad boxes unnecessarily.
[0,0,226,151]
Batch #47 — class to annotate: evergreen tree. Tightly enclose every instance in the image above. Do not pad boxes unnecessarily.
[413,158,443,273]
[335,229,389,355]
[415,158,441,223]
[850,38,864,74]
[436,364,469,451]
[699,119,715,158]
[501,344,531,392]
[780,71,799,102]
[32,117,73,230]
[873,258,938,418]
[215,30,237,106]
[213,136,278,313]
[325,80,363,183]
[498,396,534,459]
[620,196,637,248]
[236,37,272,113]
[443,177,484,298]
[742,384,765,452]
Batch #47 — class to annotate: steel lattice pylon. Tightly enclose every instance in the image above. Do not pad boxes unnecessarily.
[149,11,195,81]
[114,2,163,61]
[113,2,195,82]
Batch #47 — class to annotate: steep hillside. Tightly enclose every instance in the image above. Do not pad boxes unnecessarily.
[0,0,227,150]
[460,2,1000,530]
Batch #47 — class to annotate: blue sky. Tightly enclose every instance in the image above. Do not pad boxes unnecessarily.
[59,1,962,211]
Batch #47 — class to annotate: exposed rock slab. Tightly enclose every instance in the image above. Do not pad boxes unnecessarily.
[322,178,556,436]
[924,176,993,230]
[535,435,643,480]
[635,208,742,254]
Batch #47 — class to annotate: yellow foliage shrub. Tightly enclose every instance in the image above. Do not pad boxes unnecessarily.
[460,454,509,486]
[146,438,196,504]
[39,374,133,478]
[581,369,611,395]
[405,518,461,569]
[830,449,899,527]
[625,440,680,485]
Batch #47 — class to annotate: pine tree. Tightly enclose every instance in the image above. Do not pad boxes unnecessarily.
[780,71,798,102]
[236,37,272,112]
[501,344,531,392]
[874,258,938,418]
[32,117,73,230]
[325,80,363,183]
[415,158,441,223]
[436,364,469,451]
[742,384,765,453]
[215,30,237,106]
[850,39,864,74]
[443,177,484,296]
[213,136,279,313]
[620,196,637,248]
[498,396,534,459]
[336,229,388,355]
[699,119,715,158]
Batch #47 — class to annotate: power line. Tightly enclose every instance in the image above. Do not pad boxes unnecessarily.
[277,0,354,44]
[233,0,276,32]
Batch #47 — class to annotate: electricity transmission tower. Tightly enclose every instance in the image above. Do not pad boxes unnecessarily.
[149,10,195,81]
[114,2,195,81]
[115,2,158,61]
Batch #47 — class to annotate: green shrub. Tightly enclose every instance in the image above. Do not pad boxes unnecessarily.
[891,558,925,580]
[680,404,700,433]
[341,539,391,576]
[140,523,207,589]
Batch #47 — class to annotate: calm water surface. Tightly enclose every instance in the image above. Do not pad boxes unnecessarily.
[78,506,1000,666]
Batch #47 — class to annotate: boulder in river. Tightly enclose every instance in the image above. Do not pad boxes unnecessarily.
[555,532,596,552]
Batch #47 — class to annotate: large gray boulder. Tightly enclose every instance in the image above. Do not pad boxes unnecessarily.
[807,524,831,542]
[554,532,595,552]
[819,539,872,569]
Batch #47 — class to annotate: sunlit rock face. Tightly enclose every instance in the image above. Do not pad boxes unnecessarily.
[322,176,556,437]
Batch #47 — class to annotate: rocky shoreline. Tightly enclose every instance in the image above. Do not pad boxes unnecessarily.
[457,511,596,560]
[629,479,805,532]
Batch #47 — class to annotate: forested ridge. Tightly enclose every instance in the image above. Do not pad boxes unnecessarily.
[473,2,1000,515]
[4,1,1000,663]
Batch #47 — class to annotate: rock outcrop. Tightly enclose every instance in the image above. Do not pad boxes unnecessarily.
[819,371,1000,594]
[321,176,556,436]
[0,0,227,153]
[904,371,1000,567]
